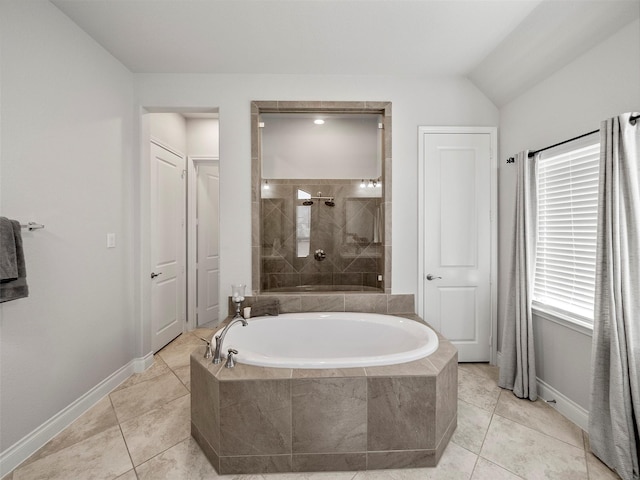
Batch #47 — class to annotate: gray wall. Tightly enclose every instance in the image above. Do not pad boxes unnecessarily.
[498,19,640,409]
[0,1,135,451]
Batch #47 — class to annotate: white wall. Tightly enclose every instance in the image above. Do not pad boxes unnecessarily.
[498,19,640,409]
[150,113,187,153]
[0,0,134,458]
[186,118,219,158]
[135,74,500,313]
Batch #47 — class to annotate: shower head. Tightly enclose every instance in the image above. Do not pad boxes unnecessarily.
[302,200,314,206]
[324,199,335,207]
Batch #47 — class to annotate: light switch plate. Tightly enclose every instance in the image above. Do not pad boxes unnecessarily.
[107,233,116,248]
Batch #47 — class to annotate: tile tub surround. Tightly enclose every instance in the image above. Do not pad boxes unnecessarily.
[190,317,458,474]
[228,292,416,316]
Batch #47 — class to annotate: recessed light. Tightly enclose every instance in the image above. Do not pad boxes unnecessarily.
[314,119,325,125]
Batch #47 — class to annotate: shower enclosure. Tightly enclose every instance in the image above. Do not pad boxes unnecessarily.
[253,104,390,294]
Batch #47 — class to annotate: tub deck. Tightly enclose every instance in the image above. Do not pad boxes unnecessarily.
[190,314,458,475]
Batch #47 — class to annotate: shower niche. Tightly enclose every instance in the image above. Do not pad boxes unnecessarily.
[251,101,392,294]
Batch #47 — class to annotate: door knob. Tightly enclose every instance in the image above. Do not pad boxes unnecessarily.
[426,274,442,281]
[150,272,162,279]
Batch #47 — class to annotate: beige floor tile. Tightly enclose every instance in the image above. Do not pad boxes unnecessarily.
[353,442,477,480]
[471,458,523,479]
[173,363,191,390]
[495,390,584,448]
[120,393,191,466]
[12,426,132,480]
[115,470,138,480]
[21,396,118,467]
[135,437,218,479]
[110,371,188,422]
[458,363,499,384]
[458,368,501,413]
[113,355,170,392]
[481,415,587,480]
[452,399,492,454]
[158,339,203,370]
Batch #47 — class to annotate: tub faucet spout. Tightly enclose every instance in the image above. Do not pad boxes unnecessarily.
[212,317,248,364]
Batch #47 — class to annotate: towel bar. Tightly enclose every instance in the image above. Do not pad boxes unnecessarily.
[20,222,45,231]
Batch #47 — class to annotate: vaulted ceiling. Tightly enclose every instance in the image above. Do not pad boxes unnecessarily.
[52,0,640,106]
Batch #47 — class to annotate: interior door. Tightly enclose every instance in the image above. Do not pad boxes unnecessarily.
[196,162,220,326]
[421,131,493,362]
[150,141,186,352]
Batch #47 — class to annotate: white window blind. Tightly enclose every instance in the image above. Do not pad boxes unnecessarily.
[533,133,600,323]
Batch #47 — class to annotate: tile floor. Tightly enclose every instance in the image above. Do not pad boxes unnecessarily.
[4,327,621,480]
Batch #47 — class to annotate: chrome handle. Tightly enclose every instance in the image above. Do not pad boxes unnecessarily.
[150,272,162,279]
[426,274,442,281]
[225,348,238,368]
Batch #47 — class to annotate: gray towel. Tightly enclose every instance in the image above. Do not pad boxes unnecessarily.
[250,299,280,317]
[0,217,29,302]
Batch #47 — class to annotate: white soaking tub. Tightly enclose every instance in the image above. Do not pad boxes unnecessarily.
[223,312,439,369]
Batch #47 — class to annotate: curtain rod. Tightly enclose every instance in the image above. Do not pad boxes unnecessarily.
[506,113,640,164]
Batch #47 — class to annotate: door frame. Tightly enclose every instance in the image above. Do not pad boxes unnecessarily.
[187,156,220,327]
[417,126,498,365]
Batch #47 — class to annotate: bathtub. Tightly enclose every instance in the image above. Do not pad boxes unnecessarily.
[223,312,439,369]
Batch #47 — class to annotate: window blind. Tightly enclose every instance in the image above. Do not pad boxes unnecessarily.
[533,133,600,322]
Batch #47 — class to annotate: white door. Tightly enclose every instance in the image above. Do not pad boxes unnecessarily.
[196,162,220,326]
[419,129,495,362]
[150,142,186,352]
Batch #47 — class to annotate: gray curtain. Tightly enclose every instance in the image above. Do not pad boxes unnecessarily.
[589,113,640,480]
[499,150,538,401]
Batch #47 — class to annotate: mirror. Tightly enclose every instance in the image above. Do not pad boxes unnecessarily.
[251,101,392,294]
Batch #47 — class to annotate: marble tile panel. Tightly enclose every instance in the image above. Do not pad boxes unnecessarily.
[427,338,458,371]
[110,371,188,423]
[261,294,301,313]
[119,394,191,466]
[495,389,584,448]
[387,294,414,314]
[344,294,387,313]
[276,471,357,480]
[364,356,439,377]
[451,399,492,454]
[173,364,191,390]
[135,437,218,480]
[191,355,220,453]
[471,457,523,480]
[21,396,118,466]
[458,362,499,384]
[219,454,292,474]
[292,377,367,453]
[481,414,588,480]
[368,376,436,451]
[435,357,458,441]
[457,367,501,413]
[113,355,170,392]
[367,449,435,469]
[191,421,220,473]
[219,380,291,456]
[292,452,366,472]
[215,361,292,381]
[300,294,345,312]
[292,367,365,378]
[12,426,132,480]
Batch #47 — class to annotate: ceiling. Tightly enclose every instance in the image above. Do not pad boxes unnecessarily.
[51,0,640,106]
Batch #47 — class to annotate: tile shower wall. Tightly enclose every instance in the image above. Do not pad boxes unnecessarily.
[261,180,383,292]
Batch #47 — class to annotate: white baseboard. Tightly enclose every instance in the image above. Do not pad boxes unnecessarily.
[536,378,589,432]
[0,353,153,477]
[497,351,589,431]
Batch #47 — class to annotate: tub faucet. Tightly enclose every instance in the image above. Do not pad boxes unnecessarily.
[212,317,248,364]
